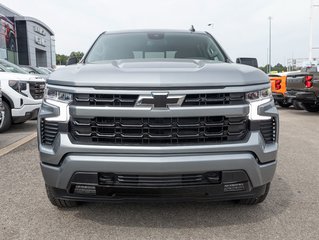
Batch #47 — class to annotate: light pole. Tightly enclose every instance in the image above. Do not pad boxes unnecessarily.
[268,16,272,73]
[309,0,319,62]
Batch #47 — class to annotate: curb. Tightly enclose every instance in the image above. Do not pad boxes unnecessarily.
[0,132,37,157]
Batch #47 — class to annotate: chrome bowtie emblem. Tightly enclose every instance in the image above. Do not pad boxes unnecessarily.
[135,92,185,109]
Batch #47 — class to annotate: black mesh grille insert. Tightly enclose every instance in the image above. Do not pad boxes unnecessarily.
[260,118,277,143]
[182,93,245,106]
[40,119,59,145]
[70,116,248,145]
[98,172,221,187]
[29,82,45,99]
[74,94,139,107]
[73,93,246,107]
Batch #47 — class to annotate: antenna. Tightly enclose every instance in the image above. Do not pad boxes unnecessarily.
[189,25,195,32]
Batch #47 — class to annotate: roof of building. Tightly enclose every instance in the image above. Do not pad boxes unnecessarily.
[0,3,54,35]
[14,16,54,35]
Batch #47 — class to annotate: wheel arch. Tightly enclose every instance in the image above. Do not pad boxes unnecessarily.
[2,92,14,109]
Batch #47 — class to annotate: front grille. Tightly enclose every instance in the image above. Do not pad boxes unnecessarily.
[182,93,245,106]
[40,119,59,145]
[73,93,246,107]
[70,116,248,145]
[29,82,45,99]
[98,172,221,187]
[74,94,139,107]
[260,118,277,143]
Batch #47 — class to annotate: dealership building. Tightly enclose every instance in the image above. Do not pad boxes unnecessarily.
[0,3,56,67]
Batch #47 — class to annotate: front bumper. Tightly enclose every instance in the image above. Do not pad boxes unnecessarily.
[11,104,40,123]
[41,153,275,202]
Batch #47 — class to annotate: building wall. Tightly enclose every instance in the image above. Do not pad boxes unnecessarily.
[0,3,55,68]
[25,20,54,67]
[15,21,28,65]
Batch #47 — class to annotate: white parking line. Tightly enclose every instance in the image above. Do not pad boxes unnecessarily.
[0,132,37,157]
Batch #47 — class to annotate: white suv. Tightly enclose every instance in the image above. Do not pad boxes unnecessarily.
[0,84,3,129]
[0,64,45,132]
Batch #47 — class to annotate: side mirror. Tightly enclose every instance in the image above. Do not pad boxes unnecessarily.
[236,58,258,68]
[66,56,78,65]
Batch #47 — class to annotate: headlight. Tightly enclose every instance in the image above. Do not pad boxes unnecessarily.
[44,88,73,103]
[246,88,272,102]
[44,88,72,122]
[246,88,272,120]
[9,80,27,94]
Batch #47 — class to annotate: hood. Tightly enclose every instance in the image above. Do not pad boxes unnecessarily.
[0,72,45,82]
[48,59,269,88]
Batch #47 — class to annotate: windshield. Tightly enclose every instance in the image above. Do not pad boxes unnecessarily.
[85,32,226,63]
[20,66,36,74]
[0,60,28,74]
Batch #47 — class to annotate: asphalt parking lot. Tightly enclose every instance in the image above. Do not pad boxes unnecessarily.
[0,108,318,240]
[0,120,37,150]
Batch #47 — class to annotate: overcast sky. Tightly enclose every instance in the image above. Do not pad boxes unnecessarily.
[2,0,319,66]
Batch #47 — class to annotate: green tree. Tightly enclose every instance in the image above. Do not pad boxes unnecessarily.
[56,54,68,65]
[259,63,288,74]
[272,63,287,73]
[69,51,84,62]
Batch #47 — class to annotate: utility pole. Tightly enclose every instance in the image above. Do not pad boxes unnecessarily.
[268,16,272,73]
[309,0,319,62]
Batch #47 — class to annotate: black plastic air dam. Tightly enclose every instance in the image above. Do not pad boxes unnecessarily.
[49,183,268,203]
[43,170,271,203]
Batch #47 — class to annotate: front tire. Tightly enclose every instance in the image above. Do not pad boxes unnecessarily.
[0,102,12,133]
[302,103,319,112]
[239,183,270,205]
[45,184,79,208]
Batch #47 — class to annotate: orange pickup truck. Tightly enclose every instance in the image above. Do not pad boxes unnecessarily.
[269,72,304,109]
[269,73,291,107]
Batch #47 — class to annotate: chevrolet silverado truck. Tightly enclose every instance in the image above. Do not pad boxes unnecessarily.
[38,30,278,208]
[286,66,319,112]
[0,61,46,132]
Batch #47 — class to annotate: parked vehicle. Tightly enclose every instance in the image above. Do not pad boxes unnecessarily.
[19,65,48,77]
[0,70,45,132]
[269,73,291,107]
[286,65,319,112]
[0,83,3,129]
[38,30,278,208]
[0,59,28,74]
[39,67,53,74]
[269,71,304,109]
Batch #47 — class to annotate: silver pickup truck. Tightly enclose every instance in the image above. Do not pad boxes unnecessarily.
[38,30,278,208]
[286,66,319,112]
